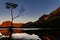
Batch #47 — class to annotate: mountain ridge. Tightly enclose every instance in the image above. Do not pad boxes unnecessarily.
[0,21,24,27]
[22,7,60,28]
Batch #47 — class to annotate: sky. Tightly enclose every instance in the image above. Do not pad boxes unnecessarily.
[0,0,60,24]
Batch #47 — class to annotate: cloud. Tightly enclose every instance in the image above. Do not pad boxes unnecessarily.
[12,33,41,40]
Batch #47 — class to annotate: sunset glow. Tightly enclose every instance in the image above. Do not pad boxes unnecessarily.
[0,0,60,24]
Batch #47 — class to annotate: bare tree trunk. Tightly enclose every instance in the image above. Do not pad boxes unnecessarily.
[9,9,13,40]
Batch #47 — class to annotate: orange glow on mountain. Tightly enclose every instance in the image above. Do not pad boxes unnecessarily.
[44,17,48,20]
[43,7,60,21]
[0,21,23,27]
[50,7,60,16]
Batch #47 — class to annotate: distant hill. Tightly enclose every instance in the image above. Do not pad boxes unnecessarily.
[0,21,23,27]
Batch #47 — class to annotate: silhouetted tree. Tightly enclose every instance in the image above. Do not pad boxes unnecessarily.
[5,2,25,40]
[6,2,18,39]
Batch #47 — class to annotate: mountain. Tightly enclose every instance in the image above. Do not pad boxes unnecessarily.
[22,7,60,28]
[22,7,60,40]
[46,7,60,21]
[36,14,49,23]
[34,7,60,27]
[49,7,60,16]
[0,21,23,27]
[36,7,60,22]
